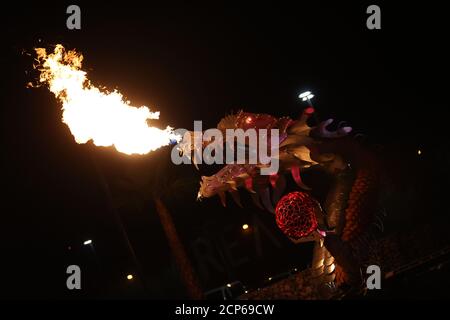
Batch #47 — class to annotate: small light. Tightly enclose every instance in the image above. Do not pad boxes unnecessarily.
[242,224,249,230]
[227,283,231,288]
[417,149,422,155]
[127,274,133,280]
[268,277,272,281]
[245,290,248,294]
[83,240,92,245]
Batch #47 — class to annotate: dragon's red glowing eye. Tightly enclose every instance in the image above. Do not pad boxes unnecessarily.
[245,117,253,124]
[275,191,319,239]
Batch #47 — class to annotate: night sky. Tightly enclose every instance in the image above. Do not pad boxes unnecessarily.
[3,2,449,299]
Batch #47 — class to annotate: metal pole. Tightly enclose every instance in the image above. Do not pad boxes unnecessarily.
[306,97,320,124]
[90,150,147,292]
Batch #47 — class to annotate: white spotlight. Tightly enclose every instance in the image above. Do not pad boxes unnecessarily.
[298,91,315,105]
[298,91,312,99]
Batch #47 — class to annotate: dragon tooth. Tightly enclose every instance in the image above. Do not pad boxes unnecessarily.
[244,177,256,193]
[218,191,227,207]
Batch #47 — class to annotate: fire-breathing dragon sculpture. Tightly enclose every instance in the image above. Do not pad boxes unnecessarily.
[178,107,384,297]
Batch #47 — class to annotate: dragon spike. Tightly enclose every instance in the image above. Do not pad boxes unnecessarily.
[250,193,264,210]
[291,165,312,190]
[229,190,243,208]
[244,177,256,193]
[218,191,227,207]
[269,174,279,189]
[226,180,238,191]
[192,155,200,170]
[259,187,275,214]
[272,174,286,204]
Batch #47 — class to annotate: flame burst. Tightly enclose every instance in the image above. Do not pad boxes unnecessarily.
[34,44,180,155]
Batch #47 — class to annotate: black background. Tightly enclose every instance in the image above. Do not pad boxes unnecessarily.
[3,1,449,299]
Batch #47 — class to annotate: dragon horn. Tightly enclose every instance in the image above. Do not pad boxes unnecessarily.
[226,180,238,191]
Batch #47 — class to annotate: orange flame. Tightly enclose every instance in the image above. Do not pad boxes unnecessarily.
[34,45,180,155]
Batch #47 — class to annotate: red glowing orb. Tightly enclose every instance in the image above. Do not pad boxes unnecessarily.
[304,107,315,115]
[275,191,319,239]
